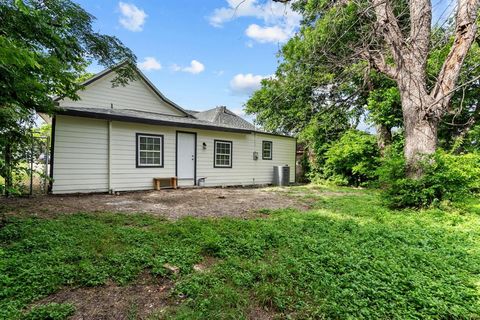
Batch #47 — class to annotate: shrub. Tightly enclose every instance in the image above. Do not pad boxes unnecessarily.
[323,130,380,186]
[379,150,480,208]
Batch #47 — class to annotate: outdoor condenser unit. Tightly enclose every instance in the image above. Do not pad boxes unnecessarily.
[273,165,290,186]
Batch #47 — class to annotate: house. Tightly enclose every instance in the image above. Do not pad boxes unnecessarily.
[43,64,296,194]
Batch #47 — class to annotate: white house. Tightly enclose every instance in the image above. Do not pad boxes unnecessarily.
[44,64,296,194]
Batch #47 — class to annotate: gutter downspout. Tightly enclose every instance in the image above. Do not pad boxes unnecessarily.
[108,104,113,194]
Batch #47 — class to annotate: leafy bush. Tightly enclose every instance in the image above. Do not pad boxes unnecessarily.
[379,150,480,208]
[323,130,380,186]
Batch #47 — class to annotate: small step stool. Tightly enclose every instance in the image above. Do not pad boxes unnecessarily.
[153,177,178,190]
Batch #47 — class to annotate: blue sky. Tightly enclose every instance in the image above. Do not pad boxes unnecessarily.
[78,0,301,118]
[78,0,453,124]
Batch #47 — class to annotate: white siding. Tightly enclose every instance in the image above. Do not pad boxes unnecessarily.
[58,71,185,116]
[110,122,176,191]
[194,130,296,186]
[52,115,108,193]
[52,117,296,194]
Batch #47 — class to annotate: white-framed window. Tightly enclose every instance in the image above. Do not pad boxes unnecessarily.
[214,140,232,168]
[136,133,163,167]
[262,141,272,160]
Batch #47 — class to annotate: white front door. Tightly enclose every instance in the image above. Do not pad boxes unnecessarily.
[176,132,196,186]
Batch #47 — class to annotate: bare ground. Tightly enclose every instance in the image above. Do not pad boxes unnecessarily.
[32,272,173,320]
[0,186,312,219]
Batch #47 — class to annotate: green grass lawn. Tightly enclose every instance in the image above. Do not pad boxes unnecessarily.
[1,186,480,319]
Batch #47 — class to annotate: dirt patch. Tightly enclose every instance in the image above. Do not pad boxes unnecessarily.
[193,256,219,273]
[31,272,172,320]
[247,306,279,320]
[1,187,311,219]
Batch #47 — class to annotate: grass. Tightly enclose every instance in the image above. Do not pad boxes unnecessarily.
[1,185,480,319]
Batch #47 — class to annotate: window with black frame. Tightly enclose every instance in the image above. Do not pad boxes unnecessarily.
[262,141,272,160]
[136,133,163,167]
[214,140,232,168]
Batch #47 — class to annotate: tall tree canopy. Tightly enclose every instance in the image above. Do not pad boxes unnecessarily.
[0,0,137,194]
[247,0,480,177]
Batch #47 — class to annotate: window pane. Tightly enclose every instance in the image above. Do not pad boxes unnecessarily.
[215,141,232,166]
[263,142,272,159]
[138,135,162,166]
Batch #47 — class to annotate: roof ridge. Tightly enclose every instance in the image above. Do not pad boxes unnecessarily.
[212,106,224,123]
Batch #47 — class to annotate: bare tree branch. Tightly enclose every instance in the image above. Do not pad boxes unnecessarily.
[430,0,479,108]
[364,49,398,79]
[409,0,432,58]
[372,0,404,67]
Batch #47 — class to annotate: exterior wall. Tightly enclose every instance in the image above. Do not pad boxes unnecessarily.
[52,115,108,193]
[111,122,176,191]
[58,72,185,116]
[194,130,295,186]
[52,116,296,194]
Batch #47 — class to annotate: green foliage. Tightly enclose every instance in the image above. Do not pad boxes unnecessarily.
[23,303,75,320]
[366,80,403,129]
[0,0,136,195]
[3,187,480,319]
[379,150,480,208]
[245,1,480,181]
[323,130,380,186]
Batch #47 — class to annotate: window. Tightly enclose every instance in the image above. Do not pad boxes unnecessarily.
[214,140,232,168]
[262,141,272,160]
[136,133,163,167]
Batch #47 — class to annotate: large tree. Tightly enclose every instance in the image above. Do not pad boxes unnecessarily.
[267,0,479,177]
[0,0,137,194]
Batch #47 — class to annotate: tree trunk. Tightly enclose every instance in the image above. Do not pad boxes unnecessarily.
[376,124,392,155]
[400,86,438,178]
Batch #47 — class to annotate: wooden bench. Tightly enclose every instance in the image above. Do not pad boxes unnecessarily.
[153,177,177,190]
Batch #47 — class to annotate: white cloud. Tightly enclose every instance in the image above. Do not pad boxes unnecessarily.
[214,70,225,76]
[245,24,289,43]
[208,0,300,43]
[118,2,147,32]
[172,60,205,74]
[184,60,205,74]
[230,73,269,95]
[137,57,162,71]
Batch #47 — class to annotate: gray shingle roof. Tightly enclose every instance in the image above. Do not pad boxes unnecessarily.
[58,107,254,133]
[58,106,291,138]
[195,106,255,130]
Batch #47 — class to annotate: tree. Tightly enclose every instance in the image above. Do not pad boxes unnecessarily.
[0,0,137,195]
[269,0,479,177]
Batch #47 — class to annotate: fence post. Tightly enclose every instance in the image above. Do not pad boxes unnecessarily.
[4,143,12,197]
[29,132,34,196]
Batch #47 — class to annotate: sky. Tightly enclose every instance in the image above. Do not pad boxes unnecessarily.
[76,0,454,127]
[77,0,302,120]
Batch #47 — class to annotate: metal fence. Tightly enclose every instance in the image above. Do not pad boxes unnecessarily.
[2,135,51,196]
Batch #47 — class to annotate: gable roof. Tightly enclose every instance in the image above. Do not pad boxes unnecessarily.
[57,106,292,138]
[55,60,192,118]
[195,106,255,130]
[51,61,293,138]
